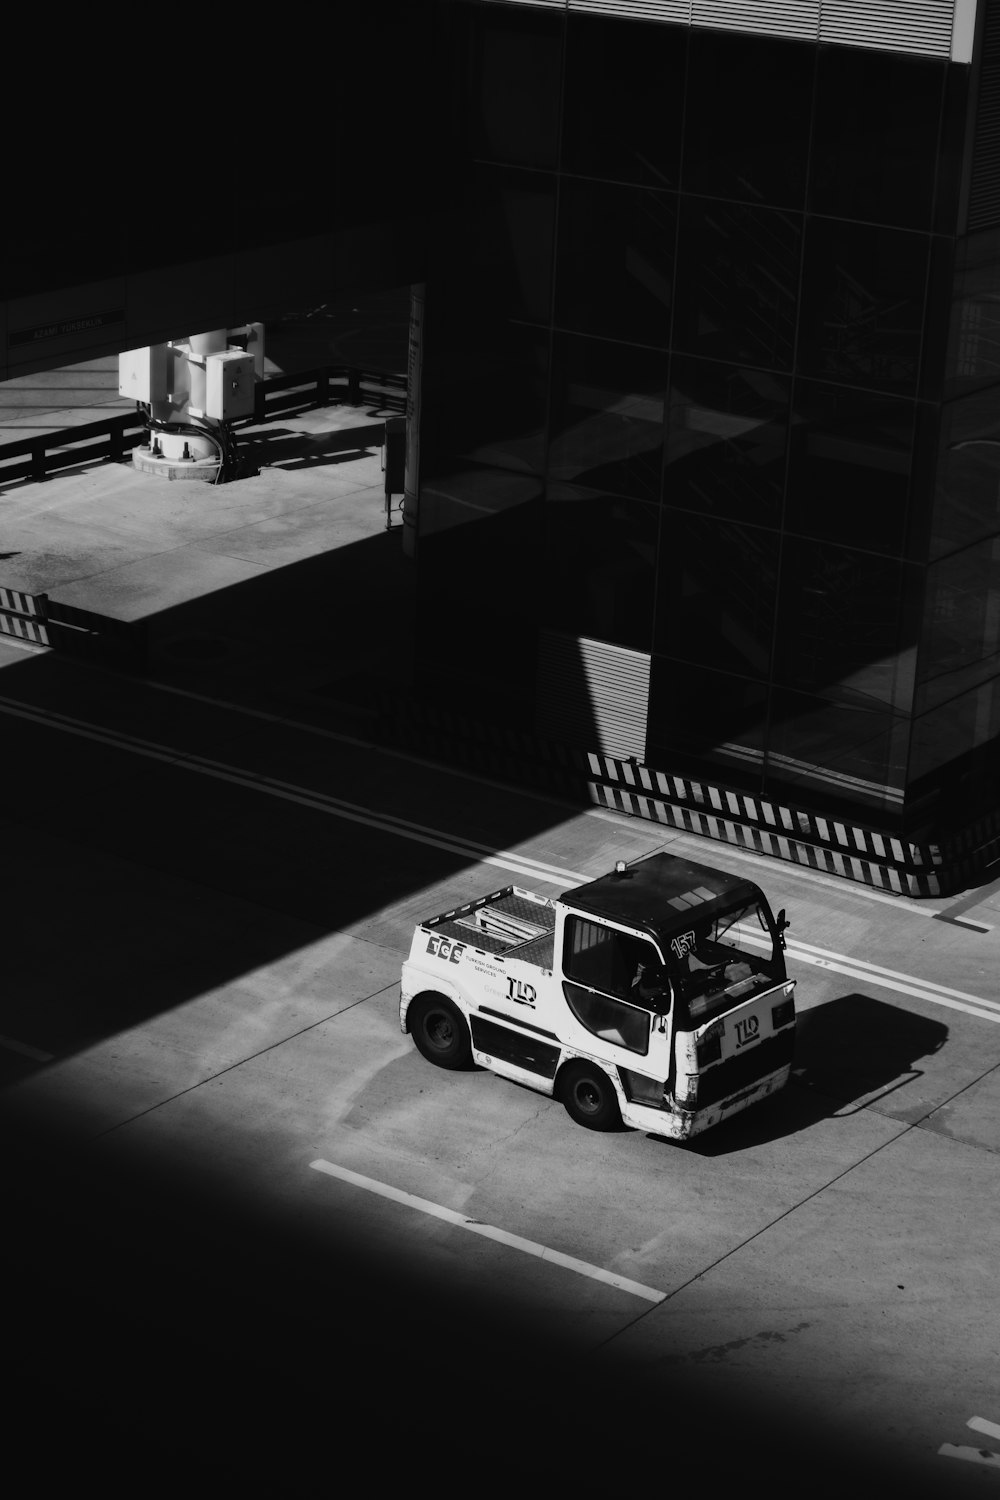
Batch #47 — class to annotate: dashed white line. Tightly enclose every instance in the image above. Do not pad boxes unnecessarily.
[938,1445,1000,1469]
[2,694,997,1026]
[117,678,979,920]
[0,1032,53,1062]
[309,1159,666,1304]
[939,1414,1000,1466]
[713,929,1000,1026]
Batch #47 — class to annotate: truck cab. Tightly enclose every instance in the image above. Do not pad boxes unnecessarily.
[400,851,795,1141]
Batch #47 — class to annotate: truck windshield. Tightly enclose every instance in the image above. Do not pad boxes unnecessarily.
[667,899,781,1026]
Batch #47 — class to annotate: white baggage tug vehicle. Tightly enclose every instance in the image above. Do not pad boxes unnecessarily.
[401,852,795,1139]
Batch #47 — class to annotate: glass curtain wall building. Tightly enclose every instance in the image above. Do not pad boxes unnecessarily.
[413,0,1000,888]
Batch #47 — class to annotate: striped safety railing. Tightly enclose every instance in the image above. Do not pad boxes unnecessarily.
[0,587,50,646]
[370,694,1000,898]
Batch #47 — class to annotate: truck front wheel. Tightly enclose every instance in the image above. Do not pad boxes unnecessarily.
[409,994,473,1071]
[560,1062,622,1132]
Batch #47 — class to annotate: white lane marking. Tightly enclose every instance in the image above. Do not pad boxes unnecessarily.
[970,1417,1000,1441]
[2,696,997,1025]
[0,1032,53,1061]
[735,931,1000,1026]
[309,1159,666,1304]
[938,1444,1000,1468]
[789,936,1000,1013]
[0,697,586,888]
[143,680,958,920]
[0,636,46,655]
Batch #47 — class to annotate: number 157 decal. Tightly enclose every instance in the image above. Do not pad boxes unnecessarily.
[734,1015,760,1049]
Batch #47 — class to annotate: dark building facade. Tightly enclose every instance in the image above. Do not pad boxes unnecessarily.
[413,0,1000,893]
[3,1,999,894]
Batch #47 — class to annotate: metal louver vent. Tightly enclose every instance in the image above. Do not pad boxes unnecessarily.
[490,1,971,61]
[968,3,1000,230]
[690,1,819,38]
[536,631,650,760]
[818,0,956,56]
[568,1,692,20]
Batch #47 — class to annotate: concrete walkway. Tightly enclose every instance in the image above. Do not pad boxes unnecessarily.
[0,395,414,727]
[0,292,414,724]
[0,357,132,439]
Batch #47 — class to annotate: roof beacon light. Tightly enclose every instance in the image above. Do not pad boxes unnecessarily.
[614,860,628,875]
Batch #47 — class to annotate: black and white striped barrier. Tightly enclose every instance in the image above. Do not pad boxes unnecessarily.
[0,588,50,646]
[373,699,1000,898]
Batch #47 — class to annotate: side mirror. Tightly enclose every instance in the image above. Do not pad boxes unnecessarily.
[775,908,790,949]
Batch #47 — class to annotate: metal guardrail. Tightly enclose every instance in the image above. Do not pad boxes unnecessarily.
[0,413,147,486]
[251,365,406,422]
[0,365,408,489]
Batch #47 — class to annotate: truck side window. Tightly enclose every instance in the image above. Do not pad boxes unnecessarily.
[562,918,659,1055]
[563,918,659,1000]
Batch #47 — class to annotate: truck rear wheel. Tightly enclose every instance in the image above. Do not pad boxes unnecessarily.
[409,994,473,1071]
[560,1062,622,1132]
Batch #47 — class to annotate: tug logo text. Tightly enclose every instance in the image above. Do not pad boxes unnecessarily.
[426,935,466,964]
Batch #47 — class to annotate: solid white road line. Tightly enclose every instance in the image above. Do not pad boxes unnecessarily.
[309,1159,666,1304]
[969,1416,1000,1440]
[2,696,997,1025]
[938,1444,1000,1468]
[733,929,1000,1026]
[0,1032,53,1061]
[0,697,588,887]
[68,677,971,919]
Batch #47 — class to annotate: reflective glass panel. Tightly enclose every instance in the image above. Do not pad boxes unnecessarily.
[548,333,668,502]
[555,178,677,348]
[797,219,929,396]
[541,485,658,652]
[422,321,549,479]
[916,538,1000,716]
[931,388,1000,558]
[469,166,556,325]
[562,14,685,188]
[785,381,916,557]
[653,511,778,679]
[673,199,801,371]
[646,658,767,793]
[471,7,563,168]
[664,357,790,528]
[766,689,908,815]
[809,48,945,230]
[683,30,812,208]
[909,677,1000,793]
[772,539,917,712]
[944,229,1000,400]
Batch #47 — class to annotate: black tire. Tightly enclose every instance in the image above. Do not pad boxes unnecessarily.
[409,994,473,1071]
[560,1062,622,1132]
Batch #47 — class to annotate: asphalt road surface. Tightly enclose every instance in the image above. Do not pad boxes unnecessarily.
[1,639,998,1496]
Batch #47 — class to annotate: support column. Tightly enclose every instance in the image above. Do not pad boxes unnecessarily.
[402,283,424,559]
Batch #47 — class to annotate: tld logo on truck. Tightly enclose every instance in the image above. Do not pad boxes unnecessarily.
[734,1015,760,1049]
[426,935,466,963]
[506,977,536,1008]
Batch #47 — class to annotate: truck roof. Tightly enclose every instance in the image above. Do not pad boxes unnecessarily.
[560,852,762,945]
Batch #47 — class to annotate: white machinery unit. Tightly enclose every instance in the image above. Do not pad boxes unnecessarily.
[118,345,170,405]
[117,324,263,482]
[205,351,256,421]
